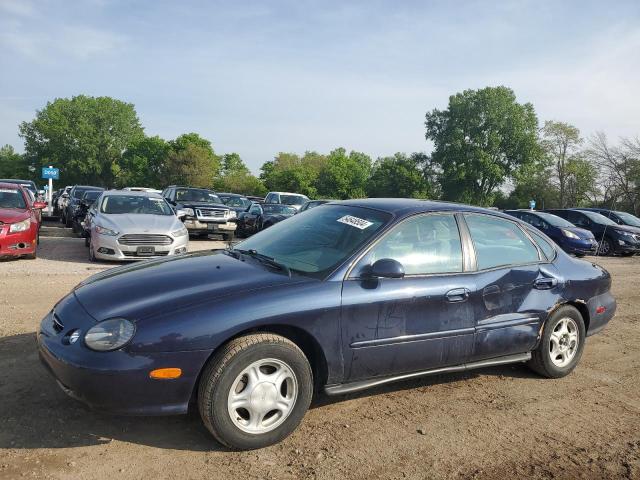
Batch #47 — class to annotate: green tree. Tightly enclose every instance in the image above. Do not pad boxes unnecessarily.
[565,156,599,207]
[165,133,220,187]
[425,86,541,206]
[118,136,170,188]
[367,152,435,198]
[316,148,371,199]
[213,152,266,196]
[502,156,559,209]
[541,121,583,208]
[0,145,29,179]
[19,95,144,186]
[259,152,322,197]
[220,153,249,176]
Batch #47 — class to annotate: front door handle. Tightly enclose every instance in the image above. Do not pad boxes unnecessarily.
[534,277,558,290]
[445,288,470,303]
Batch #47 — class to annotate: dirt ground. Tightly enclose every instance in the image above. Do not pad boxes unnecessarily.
[1,228,639,480]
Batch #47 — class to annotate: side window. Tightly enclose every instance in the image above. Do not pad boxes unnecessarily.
[265,193,275,203]
[568,211,588,227]
[250,205,262,214]
[361,214,463,275]
[527,229,556,261]
[464,214,540,270]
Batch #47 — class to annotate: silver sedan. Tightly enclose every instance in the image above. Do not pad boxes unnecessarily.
[86,190,189,262]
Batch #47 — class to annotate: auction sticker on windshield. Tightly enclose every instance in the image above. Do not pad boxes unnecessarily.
[337,215,373,230]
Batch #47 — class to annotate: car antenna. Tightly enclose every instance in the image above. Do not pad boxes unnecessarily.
[596,194,618,257]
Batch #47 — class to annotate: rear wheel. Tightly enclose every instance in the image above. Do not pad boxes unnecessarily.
[528,305,585,378]
[198,333,313,450]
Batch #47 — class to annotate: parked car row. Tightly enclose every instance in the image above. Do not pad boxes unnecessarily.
[504,208,640,257]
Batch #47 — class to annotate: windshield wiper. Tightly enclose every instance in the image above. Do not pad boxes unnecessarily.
[232,248,291,277]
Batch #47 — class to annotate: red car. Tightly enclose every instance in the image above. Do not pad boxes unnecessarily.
[0,182,47,259]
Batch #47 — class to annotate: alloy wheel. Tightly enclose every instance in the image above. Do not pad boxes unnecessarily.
[549,317,579,367]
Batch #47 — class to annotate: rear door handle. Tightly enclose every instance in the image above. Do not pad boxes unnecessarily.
[534,277,558,290]
[445,288,470,303]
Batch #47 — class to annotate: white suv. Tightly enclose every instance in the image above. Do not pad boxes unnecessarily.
[264,192,309,211]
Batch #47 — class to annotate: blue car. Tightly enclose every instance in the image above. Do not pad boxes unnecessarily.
[38,199,616,449]
[504,210,597,256]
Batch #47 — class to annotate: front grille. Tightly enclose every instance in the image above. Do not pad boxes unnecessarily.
[196,208,228,220]
[122,251,170,257]
[52,313,64,333]
[118,234,173,246]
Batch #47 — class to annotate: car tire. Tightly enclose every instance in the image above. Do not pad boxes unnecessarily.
[88,238,96,262]
[528,305,586,379]
[198,333,313,450]
[598,237,612,256]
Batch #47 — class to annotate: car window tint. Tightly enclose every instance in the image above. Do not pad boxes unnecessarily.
[527,229,556,261]
[366,214,463,275]
[465,214,539,269]
[567,211,588,227]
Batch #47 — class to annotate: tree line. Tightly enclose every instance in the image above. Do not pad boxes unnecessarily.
[1,89,638,214]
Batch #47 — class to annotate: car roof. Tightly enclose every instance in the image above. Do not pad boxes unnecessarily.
[330,198,513,218]
[269,191,308,196]
[0,182,23,190]
[101,189,163,198]
[72,185,104,190]
[0,178,35,184]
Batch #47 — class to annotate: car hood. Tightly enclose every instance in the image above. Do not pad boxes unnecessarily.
[0,208,29,224]
[97,214,182,233]
[73,251,308,321]
[615,224,640,235]
[177,201,229,209]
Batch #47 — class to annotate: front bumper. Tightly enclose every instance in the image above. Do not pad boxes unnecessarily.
[0,223,37,257]
[37,303,212,415]
[183,218,237,234]
[612,238,640,254]
[92,232,189,261]
[562,238,598,256]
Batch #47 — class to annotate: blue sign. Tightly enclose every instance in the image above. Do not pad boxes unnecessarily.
[529,199,536,210]
[42,167,59,180]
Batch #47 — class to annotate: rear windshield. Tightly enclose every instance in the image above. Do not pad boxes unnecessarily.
[83,191,102,202]
[73,187,101,198]
[100,195,173,215]
[534,212,574,228]
[0,188,26,209]
[264,204,297,214]
[280,195,307,206]
[221,196,251,208]
[175,189,221,203]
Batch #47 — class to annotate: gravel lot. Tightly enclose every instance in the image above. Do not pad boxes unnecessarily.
[1,228,639,480]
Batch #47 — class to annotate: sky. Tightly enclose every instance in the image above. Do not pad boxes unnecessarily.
[1,0,639,173]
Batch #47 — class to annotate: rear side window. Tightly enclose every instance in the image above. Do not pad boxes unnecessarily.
[464,214,540,270]
[361,213,463,275]
[527,229,556,261]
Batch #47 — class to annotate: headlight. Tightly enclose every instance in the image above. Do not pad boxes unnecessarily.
[95,225,119,236]
[84,318,135,351]
[9,219,31,233]
[561,229,579,239]
[171,226,188,237]
[228,210,237,218]
[183,208,194,216]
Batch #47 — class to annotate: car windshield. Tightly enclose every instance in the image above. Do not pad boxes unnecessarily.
[176,189,221,203]
[577,210,617,225]
[222,196,251,208]
[280,195,307,206]
[263,204,296,214]
[0,188,26,209]
[0,180,36,195]
[236,205,391,279]
[83,191,101,202]
[100,195,173,215]
[615,211,640,227]
[73,187,100,199]
[535,212,574,228]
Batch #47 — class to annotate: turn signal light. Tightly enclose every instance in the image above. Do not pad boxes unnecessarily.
[149,368,182,379]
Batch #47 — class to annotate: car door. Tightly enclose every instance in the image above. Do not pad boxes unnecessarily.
[462,213,559,362]
[340,213,476,381]
[244,204,263,233]
[566,210,603,240]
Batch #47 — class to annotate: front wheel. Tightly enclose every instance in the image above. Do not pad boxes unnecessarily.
[528,305,586,378]
[598,237,612,256]
[198,333,313,450]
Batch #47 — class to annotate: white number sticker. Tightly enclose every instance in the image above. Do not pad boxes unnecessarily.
[337,215,373,230]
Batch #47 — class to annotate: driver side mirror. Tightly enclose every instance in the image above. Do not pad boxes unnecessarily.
[365,258,405,279]
[33,201,47,209]
[176,209,188,219]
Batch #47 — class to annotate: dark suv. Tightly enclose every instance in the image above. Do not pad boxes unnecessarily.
[505,210,597,256]
[162,186,237,240]
[63,185,104,227]
[545,209,640,256]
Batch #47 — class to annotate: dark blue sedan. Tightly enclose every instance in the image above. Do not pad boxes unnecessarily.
[504,209,597,256]
[38,199,616,450]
